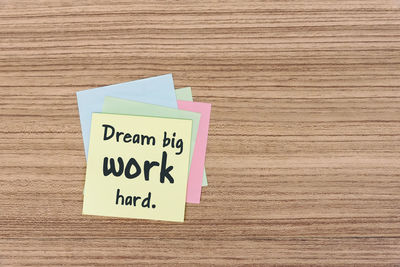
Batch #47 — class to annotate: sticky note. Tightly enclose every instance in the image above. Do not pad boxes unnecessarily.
[102,97,203,203]
[177,100,211,203]
[83,113,192,222]
[76,74,177,158]
[175,87,193,101]
[176,88,208,186]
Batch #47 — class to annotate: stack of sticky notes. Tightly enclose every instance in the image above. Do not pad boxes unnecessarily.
[76,74,211,222]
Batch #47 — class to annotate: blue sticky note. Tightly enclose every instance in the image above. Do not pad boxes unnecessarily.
[76,74,177,158]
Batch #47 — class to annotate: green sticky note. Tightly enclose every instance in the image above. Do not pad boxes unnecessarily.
[175,87,193,101]
[176,88,208,186]
[102,97,204,201]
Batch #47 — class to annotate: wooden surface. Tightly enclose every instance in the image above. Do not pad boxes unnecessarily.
[1,0,400,266]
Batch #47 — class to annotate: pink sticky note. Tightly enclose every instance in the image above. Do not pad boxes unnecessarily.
[177,100,211,203]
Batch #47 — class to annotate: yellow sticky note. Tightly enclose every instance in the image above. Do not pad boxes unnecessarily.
[82,113,192,222]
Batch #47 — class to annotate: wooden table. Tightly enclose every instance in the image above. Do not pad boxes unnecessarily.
[1,1,399,265]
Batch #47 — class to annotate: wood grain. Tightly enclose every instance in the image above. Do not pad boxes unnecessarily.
[1,0,400,266]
